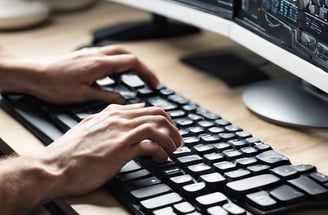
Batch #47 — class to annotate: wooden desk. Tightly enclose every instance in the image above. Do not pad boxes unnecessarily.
[0,1,327,214]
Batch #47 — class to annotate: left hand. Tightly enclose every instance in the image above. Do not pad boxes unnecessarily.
[5,45,159,104]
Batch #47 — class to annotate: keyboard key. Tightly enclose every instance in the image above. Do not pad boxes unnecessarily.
[121,73,145,88]
[225,125,241,132]
[96,76,115,86]
[140,192,183,212]
[168,94,189,105]
[182,103,198,112]
[207,206,228,215]
[246,191,278,211]
[148,96,177,110]
[159,88,174,96]
[137,87,154,97]
[229,140,248,148]
[203,152,225,163]
[215,119,230,126]
[198,120,215,128]
[222,149,243,159]
[119,160,142,173]
[222,202,246,215]
[173,146,191,156]
[310,172,328,183]
[214,161,237,172]
[254,143,271,151]
[51,112,78,131]
[256,150,290,167]
[167,110,186,118]
[200,134,221,143]
[130,183,171,200]
[239,146,258,156]
[187,163,212,176]
[175,118,194,127]
[293,164,316,173]
[213,142,231,151]
[235,157,257,167]
[193,144,215,154]
[236,131,251,138]
[270,184,305,204]
[188,113,204,121]
[153,207,176,215]
[271,165,299,179]
[183,136,200,145]
[224,169,251,180]
[195,192,228,209]
[173,201,196,214]
[182,182,208,199]
[288,175,328,197]
[209,126,225,134]
[247,164,271,174]
[199,172,226,190]
[172,146,192,156]
[117,169,151,182]
[126,176,161,190]
[160,166,184,178]
[176,154,203,165]
[196,108,219,120]
[169,174,193,188]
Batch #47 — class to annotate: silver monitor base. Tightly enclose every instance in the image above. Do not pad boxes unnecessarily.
[243,79,328,128]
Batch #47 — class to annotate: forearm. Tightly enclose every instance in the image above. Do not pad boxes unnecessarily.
[0,154,59,215]
[0,55,43,94]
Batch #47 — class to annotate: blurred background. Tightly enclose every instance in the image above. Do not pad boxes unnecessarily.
[0,0,98,31]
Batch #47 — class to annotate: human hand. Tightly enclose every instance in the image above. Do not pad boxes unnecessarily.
[4,45,159,104]
[35,103,182,199]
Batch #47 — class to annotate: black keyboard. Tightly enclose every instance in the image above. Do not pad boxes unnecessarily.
[1,72,328,215]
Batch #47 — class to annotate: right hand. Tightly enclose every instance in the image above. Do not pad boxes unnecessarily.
[37,103,182,201]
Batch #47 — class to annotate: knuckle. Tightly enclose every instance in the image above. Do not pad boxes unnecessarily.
[150,106,166,115]
[127,54,139,64]
[141,123,155,132]
[112,45,129,53]
[76,48,92,56]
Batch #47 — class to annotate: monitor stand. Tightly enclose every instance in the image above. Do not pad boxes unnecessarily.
[243,79,328,128]
[91,13,201,45]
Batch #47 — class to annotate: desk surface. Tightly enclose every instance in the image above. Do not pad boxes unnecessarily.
[0,1,327,215]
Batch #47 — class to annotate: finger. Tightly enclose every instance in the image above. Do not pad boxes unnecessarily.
[130,114,182,148]
[117,106,175,125]
[98,54,160,89]
[80,86,126,104]
[135,140,169,163]
[98,45,131,56]
[103,103,146,112]
[126,118,180,153]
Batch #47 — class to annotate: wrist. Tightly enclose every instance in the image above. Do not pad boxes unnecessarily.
[0,154,61,214]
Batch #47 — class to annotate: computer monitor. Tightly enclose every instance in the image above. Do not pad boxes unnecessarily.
[107,0,328,128]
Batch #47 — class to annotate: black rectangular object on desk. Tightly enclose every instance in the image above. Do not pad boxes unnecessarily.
[180,50,270,87]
